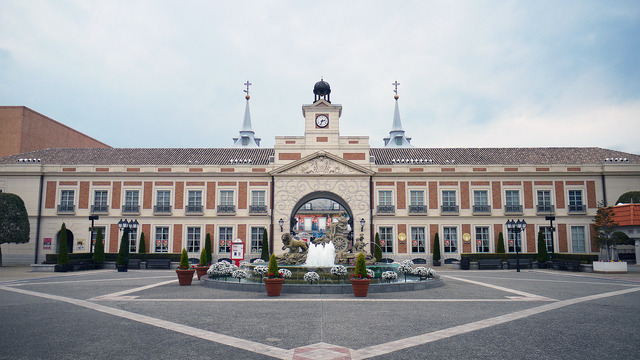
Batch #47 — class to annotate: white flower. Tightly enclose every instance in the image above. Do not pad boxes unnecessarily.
[304,271,320,283]
[366,269,375,278]
[252,258,266,264]
[399,264,413,274]
[381,271,398,281]
[253,265,268,275]
[279,268,292,279]
[330,265,347,276]
[413,266,429,276]
[232,269,248,279]
[239,261,250,268]
[401,260,415,267]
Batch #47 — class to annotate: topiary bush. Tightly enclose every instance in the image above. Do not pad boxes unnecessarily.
[57,223,69,266]
[261,228,270,262]
[537,229,549,263]
[199,248,207,266]
[374,232,382,262]
[116,231,129,266]
[93,228,105,264]
[267,254,280,278]
[138,232,146,254]
[616,191,640,204]
[432,233,441,263]
[205,233,212,265]
[497,232,506,254]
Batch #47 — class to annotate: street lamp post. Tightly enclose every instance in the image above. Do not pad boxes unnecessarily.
[117,219,139,271]
[88,215,99,254]
[506,219,527,272]
[360,218,366,232]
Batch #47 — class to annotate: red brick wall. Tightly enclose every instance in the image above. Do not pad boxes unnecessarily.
[142,224,151,251]
[590,224,598,252]
[460,181,469,209]
[206,182,216,209]
[558,224,568,252]
[173,224,183,253]
[343,153,365,160]
[587,181,597,208]
[462,224,471,253]
[109,224,119,253]
[174,182,184,210]
[279,153,301,160]
[429,182,438,209]
[239,182,247,210]
[555,181,565,209]
[144,182,152,209]
[398,224,407,253]
[526,224,535,253]
[430,224,438,254]
[524,181,533,209]
[112,182,121,209]
[45,181,56,209]
[79,181,90,209]
[492,181,502,209]
[397,182,406,210]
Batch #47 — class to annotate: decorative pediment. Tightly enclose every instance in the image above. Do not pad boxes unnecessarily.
[272,151,374,176]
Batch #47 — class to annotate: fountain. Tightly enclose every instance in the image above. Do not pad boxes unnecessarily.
[304,241,335,267]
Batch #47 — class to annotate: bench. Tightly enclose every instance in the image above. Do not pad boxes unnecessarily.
[551,260,581,271]
[146,258,171,269]
[412,258,427,264]
[618,253,636,263]
[69,259,98,271]
[478,259,503,269]
[506,258,532,269]
[128,259,142,269]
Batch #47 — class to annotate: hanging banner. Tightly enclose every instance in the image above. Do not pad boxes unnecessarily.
[43,238,52,250]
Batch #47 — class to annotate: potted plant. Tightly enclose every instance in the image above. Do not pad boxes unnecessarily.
[350,252,371,297]
[195,248,209,280]
[432,233,441,266]
[537,230,549,268]
[264,254,284,296]
[176,248,195,286]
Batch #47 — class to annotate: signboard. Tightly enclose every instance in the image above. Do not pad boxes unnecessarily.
[43,238,52,250]
[231,238,244,266]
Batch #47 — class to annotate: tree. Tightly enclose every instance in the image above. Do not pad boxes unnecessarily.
[57,223,69,266]
[354,252,367,278]
[116,231,129,267]
[616,191,640,204]
[537,229,549,264]
[261,229,269,262]
[497,232,505,254]
[374,232,382,262]
[432,233,441,263]
[593,204,618,261]
[93,228,105,264]
[0,193,30,266]
[205,232,213,264]
[138,232,146,253]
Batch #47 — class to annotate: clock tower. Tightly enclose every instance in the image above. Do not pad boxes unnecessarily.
[302,78,342,149]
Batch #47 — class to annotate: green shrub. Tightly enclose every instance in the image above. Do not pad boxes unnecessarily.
[261,229,269,262]
[616,191,640,204]
[353,252,367,278]
[179,248,190,269]
[537,230,549,263]
[93,228,105,264]
[199,248,207,266]
[116,231,129,266]
[205,233,212,265]
[432,233,441,262]
[497,232,505,254]
[57,223,69,266]
[374,232,382,262]
[138,232,146,254]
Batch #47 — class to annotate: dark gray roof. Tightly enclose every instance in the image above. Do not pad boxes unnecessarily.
[369,147,640,165]
[1,147,638,166]
[0,148,275,165]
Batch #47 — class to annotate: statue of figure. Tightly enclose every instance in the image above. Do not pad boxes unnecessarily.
[353,233,367,254]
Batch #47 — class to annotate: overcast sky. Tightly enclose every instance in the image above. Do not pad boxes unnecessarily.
[1,1,639,154]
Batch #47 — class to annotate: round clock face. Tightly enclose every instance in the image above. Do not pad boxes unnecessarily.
[315,114,329,128]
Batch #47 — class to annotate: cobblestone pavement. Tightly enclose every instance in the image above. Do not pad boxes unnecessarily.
[1,266,639,359]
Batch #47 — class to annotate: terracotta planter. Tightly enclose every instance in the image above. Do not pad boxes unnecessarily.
[176,269,196,286]
[264,278,285,296]
[195,266,209,280]
[350,278,371,297]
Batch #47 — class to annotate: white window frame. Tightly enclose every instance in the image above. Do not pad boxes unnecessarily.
[442,226,459,253]
[379,226,394,253]
[218,226,233,253]
[410,226,426,254]
[475,226,490,253]
[154,226,170,253]
[186,226,201,253]
[571,226,587,253]
[378,190,394,207]
[250,227,265,254]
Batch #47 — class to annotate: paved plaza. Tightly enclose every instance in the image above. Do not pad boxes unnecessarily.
[1,266,639,360]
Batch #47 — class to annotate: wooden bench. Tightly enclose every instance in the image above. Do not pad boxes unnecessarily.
[562,260,581,272]
[69,259,98,271]
[146,258,171,269]
[506,258,533,269]
[128,259,142,269]
[412,258,427,264]
[478,259,503,269]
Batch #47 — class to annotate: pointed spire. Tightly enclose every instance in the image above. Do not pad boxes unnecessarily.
[383,81,413,148]
[232,80,261,147]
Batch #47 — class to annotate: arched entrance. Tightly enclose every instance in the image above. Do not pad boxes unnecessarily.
[289,191,354,244]
[56,229,74,254]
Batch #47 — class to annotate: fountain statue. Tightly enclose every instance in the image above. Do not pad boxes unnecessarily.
[276,213,375,265]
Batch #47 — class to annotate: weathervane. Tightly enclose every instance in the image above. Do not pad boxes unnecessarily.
[392,80,400,99]
[244,80,252,99]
